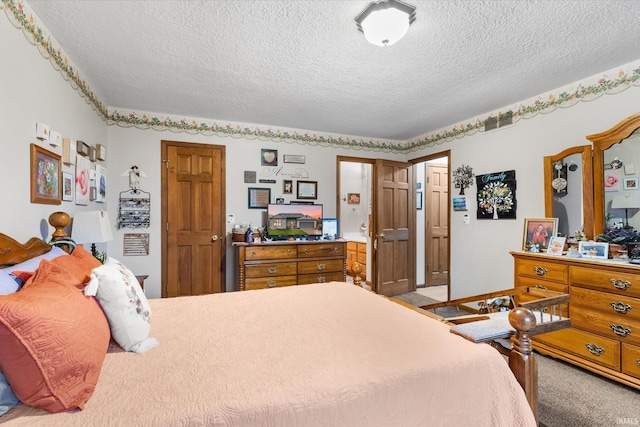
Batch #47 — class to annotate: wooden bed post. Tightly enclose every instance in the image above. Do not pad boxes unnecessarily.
[508,307,538,422]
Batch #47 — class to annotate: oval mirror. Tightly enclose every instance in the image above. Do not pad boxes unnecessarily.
[589,113,640,236]
[544,145,593,239]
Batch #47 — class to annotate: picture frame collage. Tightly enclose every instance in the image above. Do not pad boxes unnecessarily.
[244,149,315,208]
[31,127,107,206]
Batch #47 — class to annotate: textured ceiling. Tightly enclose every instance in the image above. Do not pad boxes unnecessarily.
[26,0,640,141]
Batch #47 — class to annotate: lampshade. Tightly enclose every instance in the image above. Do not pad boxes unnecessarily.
[72,210,113,245]
[611,193,640,209]
[355,0,416,47]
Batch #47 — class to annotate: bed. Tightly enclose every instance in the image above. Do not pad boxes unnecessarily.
[0,231,536,426]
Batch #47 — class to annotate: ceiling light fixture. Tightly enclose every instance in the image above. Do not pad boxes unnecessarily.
[355,0,416,47]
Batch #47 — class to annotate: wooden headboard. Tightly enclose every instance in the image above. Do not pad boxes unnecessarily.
[0,233,51,266]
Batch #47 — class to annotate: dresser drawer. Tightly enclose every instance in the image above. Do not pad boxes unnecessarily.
[534,327,621,370]
[570,266,640,298]
[298,259,344,274]
[515,278,567,294]
[298,272,345,285]
[245,262,297,278]
[245,245,297,260]
[571,287,640,346]
[622,343,640,379]
[357,252,367,264]
[298,243,344,258]
[515,258,567,283]
[347,241,357,251]
[515,281,569,316]
[245,275,298,290]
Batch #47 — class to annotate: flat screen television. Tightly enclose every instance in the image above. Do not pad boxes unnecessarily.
[267,204,323,240]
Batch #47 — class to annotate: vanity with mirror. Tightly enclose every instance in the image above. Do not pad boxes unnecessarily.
[512,113,640,390]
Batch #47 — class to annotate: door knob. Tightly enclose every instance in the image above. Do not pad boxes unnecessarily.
[211,235,219,242]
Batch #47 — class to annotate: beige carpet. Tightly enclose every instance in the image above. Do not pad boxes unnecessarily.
[538,354,639,426]
[390,291,439,307]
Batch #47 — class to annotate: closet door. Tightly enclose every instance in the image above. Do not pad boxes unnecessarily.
[162,141,226,297]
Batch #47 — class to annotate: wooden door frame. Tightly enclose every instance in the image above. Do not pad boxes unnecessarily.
[161,140,227,297]
[336,156,376,289]
[409,150,450,300]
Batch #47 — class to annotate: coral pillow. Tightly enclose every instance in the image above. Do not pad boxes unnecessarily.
[16,245,101,290]
[3,246,66,285]
[85,257,158,353]
[0,258,110,413]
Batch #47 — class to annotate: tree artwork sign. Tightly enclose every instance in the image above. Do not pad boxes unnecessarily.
[476,170,517,219]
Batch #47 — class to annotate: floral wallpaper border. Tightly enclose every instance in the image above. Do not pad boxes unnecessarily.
[4,0,640,154]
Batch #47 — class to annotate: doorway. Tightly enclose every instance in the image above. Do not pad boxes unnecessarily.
[161,140,226,297]
[337,156,415,296]
[411,151,450,302]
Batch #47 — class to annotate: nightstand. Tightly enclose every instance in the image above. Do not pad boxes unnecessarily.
[135,275,148,290]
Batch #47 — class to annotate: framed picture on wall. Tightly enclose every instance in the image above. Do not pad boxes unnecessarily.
[248,187,271,209]
[30,144,61,205]
[62,172,74,202]
[283,179,293,194]
[261,149,278,166]
[297,180,317,200]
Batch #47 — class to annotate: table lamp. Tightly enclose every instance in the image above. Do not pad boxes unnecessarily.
[72,210,114,257]
[611,193,640,229]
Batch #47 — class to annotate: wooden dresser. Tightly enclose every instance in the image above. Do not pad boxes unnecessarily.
[234,240,346,291]
[512,251,640,389]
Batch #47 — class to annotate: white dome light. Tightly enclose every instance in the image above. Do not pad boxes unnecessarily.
[355,0,416,47]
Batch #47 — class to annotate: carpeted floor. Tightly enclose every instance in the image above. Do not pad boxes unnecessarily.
[538,354,639,426]
[391,291,473,318]
[390,291,439,307]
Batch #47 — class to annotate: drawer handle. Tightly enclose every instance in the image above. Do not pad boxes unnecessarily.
[251,251,256,257]
[316,263,326,271]
[586,343,605,356]
[533,285,548,290]
[287,249,291,255]
[533,266,548,276]
[610,278,631,290]
[610,301,632,314]
[610,324,632,337]
[303,248,308,254]
[334,247,338,252]
[317,276,326,283]
[266,267,277,274]
[267,280,277,288]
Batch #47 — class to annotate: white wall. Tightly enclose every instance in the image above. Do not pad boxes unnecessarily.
[107,127,404,297]
[409,88,640,299]
[6,4,640,301]
[0,14,108,244]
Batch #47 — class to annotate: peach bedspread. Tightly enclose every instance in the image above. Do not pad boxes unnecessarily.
[3,282,535,426]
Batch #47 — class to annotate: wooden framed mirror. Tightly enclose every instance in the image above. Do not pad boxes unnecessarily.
[544,145,594,239]
[588,113,640,236]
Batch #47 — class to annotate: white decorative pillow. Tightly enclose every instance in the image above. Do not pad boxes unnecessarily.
[85,257,158,353]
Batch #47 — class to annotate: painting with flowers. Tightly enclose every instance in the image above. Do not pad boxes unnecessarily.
[476,170,517,219]
[30,144,61,205]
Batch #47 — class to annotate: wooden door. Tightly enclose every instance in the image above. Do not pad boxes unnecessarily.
[426,164,449,286]
[161,141,226,297]
[375,159,415,296]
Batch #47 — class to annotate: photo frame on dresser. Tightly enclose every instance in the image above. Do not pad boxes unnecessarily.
[522,217,557,251]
